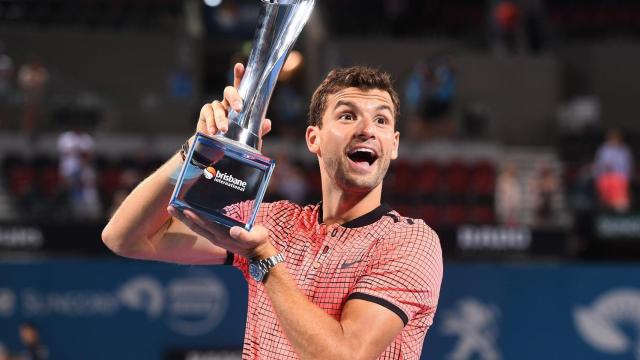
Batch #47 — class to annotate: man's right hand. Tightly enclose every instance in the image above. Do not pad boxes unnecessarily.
[196,63,272,140]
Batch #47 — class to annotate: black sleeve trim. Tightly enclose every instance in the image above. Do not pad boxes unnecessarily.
[347,292,409,326]
[224,251,235,266]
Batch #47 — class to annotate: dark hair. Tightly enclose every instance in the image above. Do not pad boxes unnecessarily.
[308,66,400,129]
[20,321,37,330]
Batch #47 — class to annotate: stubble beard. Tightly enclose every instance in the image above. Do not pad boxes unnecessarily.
[324,153,391,194]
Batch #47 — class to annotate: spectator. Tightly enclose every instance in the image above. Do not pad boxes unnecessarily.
[533,160,559,226]
[0,342,11,360]
[492,0,521,54]
[168,66,195,101]
[57,126,102,219]
[425,58,455,122]
[570,163,597,213]
[495,161,523,225]
[404,57,456,139]
[0,41,14,101]
[18,322,48,360]
[17,55,49,137]
[0,41,14,123]
[523,0,544,54]
[594,129,633,212]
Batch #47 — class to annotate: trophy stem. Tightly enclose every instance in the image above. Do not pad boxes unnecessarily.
[225,0,315,150]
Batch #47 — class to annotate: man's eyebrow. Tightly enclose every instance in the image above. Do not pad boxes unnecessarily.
[334,100,394,115]
[333,100,357,110]
[375,104,394,114]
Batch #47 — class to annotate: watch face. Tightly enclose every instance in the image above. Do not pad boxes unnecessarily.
[249,263,264,282]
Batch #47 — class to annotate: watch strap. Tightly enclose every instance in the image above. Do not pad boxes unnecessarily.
[256,253,285,271]
[253,253,285,282]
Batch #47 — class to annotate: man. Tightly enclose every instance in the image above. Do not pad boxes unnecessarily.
[18,322,49,360]
[103,64,442,359]
[594,128,633,212]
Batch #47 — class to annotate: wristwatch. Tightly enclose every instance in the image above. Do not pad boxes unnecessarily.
[249,253,285,282]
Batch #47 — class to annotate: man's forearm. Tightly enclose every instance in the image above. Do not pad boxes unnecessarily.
[263,263,356,360]
[256,240,400,360]
[102,153,182,257]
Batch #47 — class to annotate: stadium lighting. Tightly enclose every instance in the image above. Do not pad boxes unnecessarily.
[204,0,223,7]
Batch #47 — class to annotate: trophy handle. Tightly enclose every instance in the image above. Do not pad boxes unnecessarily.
[225,0,316,151]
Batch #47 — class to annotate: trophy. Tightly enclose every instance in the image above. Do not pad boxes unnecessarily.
[169,0,315,230]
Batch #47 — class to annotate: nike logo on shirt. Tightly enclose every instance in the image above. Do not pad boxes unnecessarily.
[340,259,363,269]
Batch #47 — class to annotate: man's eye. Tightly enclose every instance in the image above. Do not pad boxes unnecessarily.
[376,117,388,124]
[339,113,354,121]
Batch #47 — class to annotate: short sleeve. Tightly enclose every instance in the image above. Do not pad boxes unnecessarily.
[348,221,443,326]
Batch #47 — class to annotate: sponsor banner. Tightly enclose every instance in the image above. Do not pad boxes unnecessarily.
[8,219,640,258]
[0,260,247,360]
[0,225,44,250]
[2,260,640,359]
[0,222,572,257]
[427,263,640,360]
[0,222,108,254]
[438,225,569,257]
[595,213,640,240]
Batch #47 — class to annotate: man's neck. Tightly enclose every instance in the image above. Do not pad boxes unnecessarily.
[320,185,383,226]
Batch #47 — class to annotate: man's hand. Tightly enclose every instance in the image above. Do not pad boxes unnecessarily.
[167,206,275,259]
[196,63,272,139]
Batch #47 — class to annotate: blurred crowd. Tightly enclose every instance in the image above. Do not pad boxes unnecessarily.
[0,42,49,138]
[1,0,640,232]
[0,322,49,360]
[0,133,635,235]
[4,128,634,232]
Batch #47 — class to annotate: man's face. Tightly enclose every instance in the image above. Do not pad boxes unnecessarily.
[19,325,37,345]
[306,87,400,193]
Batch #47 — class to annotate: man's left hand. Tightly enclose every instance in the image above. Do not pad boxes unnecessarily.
[167,205,275,259]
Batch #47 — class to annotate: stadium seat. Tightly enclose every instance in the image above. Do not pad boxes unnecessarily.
[443,160,471,198]
[417,160,441,197]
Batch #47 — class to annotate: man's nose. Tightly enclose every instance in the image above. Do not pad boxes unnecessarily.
[355,117,376,138]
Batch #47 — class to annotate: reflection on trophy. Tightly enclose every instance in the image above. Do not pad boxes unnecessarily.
[170,0,316,230]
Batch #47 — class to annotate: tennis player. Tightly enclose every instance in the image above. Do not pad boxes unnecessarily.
[103,64,442,359]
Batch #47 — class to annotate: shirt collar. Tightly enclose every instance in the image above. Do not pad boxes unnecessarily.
[317,202,392,228]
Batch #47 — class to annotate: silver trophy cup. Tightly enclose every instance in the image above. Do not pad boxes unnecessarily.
[225,0,316,151]
[170,0,316,230]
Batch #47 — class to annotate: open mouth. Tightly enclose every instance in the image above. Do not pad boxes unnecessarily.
[347,148,378,166]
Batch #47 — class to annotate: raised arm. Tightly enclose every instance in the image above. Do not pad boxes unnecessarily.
[102,64,271,265]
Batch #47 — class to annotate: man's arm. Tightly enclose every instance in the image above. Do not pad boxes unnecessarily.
[101,151,229,264]
[102,63,273,264]
[263,251,405,360]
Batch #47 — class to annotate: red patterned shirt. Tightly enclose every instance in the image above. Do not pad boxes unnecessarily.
[225,201,443,360]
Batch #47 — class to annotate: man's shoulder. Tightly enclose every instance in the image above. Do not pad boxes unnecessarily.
[371,212,443,284]
[382,210,436,232]
[379,210,440,250]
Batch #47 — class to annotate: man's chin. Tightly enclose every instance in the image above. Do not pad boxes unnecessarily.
[338,176,381,194]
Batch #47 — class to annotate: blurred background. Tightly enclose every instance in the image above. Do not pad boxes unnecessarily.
[1,0,640,359]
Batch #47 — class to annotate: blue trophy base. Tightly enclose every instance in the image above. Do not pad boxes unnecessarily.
[170,133,275,230]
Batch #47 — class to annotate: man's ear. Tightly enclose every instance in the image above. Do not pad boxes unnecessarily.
[306,126,320,155]
[391,131,400,160]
